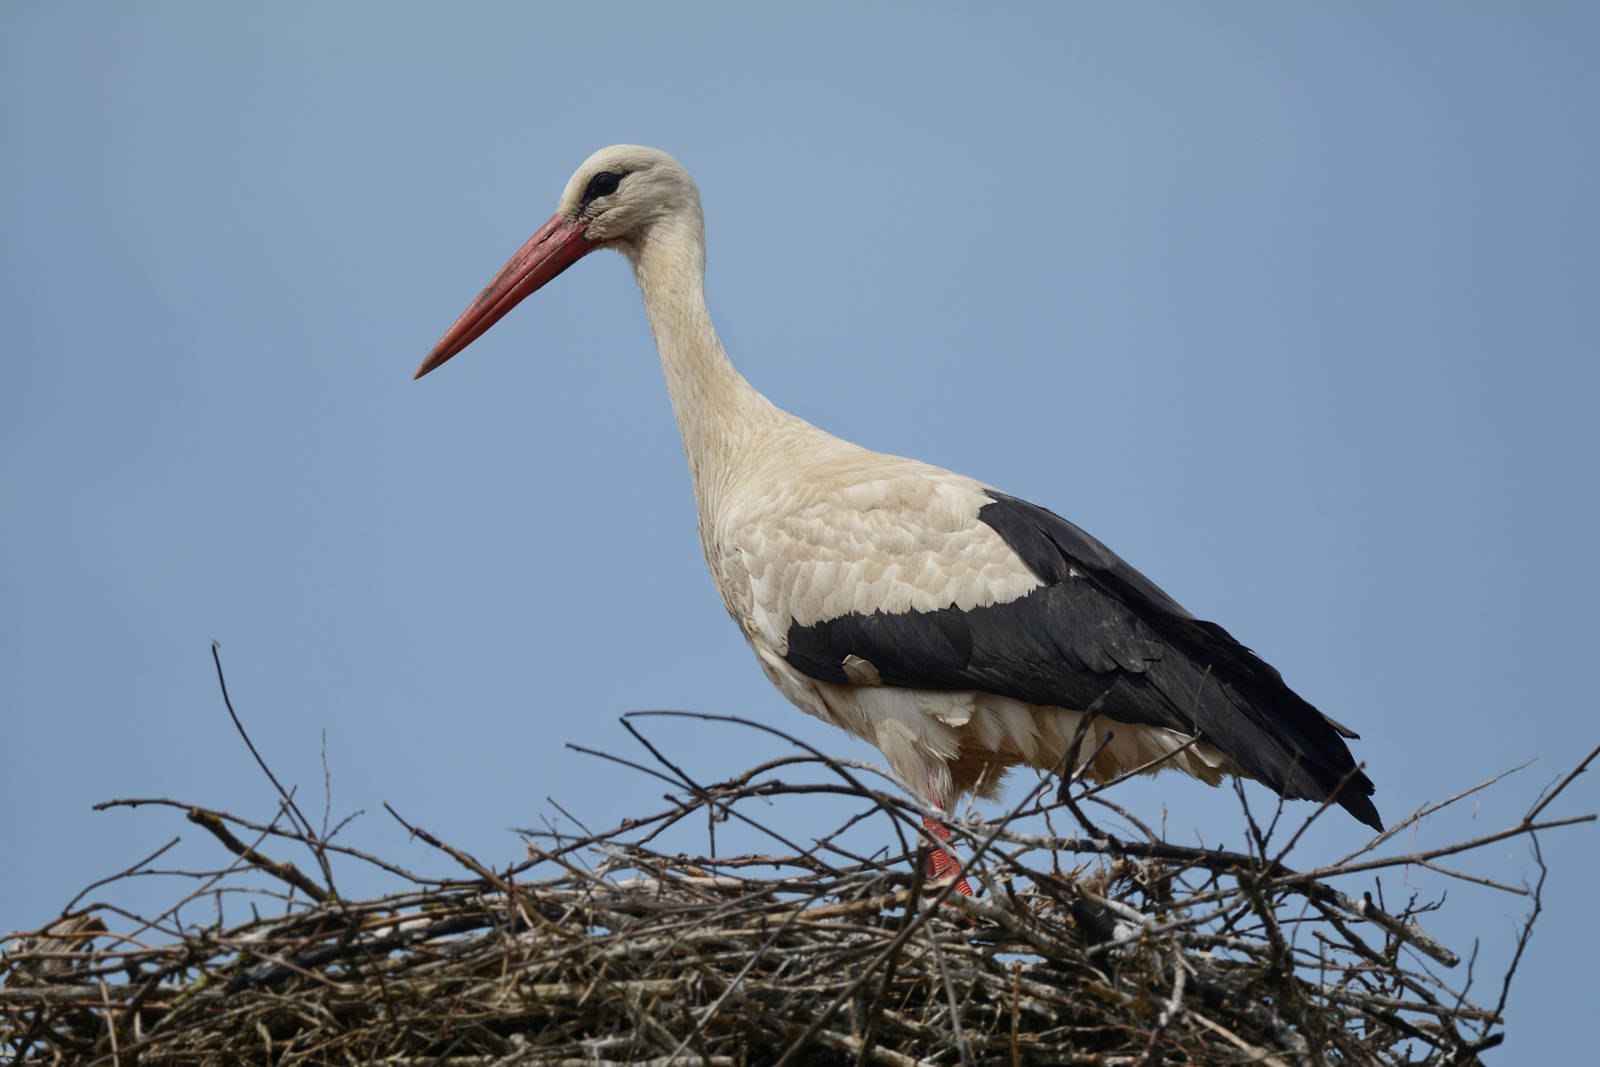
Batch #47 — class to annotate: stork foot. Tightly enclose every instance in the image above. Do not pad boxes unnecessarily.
[921,816,974,896]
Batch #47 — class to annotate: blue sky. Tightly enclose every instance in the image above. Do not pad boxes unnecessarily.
[3,2,1596,1055]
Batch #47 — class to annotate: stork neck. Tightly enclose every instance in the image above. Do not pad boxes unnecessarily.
[630,220,772,508]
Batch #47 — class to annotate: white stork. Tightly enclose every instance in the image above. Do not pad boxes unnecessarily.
[415,146,1381,893]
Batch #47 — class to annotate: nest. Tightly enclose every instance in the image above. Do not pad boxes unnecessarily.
[3,708,1592,1067]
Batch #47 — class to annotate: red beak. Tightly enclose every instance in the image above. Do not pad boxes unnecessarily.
[414,214,594,379]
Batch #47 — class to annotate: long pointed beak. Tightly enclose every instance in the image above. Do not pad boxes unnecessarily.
[414,214,594,379]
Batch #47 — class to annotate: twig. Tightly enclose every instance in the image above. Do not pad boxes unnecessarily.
[183,807,329,904]
[209,642,338,899]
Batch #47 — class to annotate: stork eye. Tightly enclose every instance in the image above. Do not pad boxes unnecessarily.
[583,171,624,202]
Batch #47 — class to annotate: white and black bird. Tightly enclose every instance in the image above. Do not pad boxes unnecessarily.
[415,146,1381,892]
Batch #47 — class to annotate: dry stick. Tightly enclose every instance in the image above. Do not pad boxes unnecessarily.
[598,735,1513,969]
[924,926,975,1067]
[987,789,1431,957]
[563,741,846,876]
[1083,790,1161,845]
[1489,834,1547,1030]
[1289,812,1592,886]
[1332,762,1535,868]
[531,776,703,862]
[92,798,435,885]
[95,976,120,1067]
[623,711,920,872]
[662,885,839,1064]
[520,752,910,877]
[771,752,1059,1067]
[618,718,725,822]
[1010,806,1584,968]
[1412,859,1528,895]
[1135,948,1187,1067]
[1267,759,1375,872]
[661,739,1576,967]
[853,866,924,1067]
[623,711,918,838]
[1120,809,1595,921]
[182,807,329,904]
[1525,742,1600,823]
[1309,903,1482,1029]
[1008,961,1022,1067]
[209,643,337,900]
[60,838,183,916]
[382,803,507,892]
[87,802,311,951]
[1186,1012,1292,1067]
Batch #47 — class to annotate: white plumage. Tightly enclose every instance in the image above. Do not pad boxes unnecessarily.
[712,438,1233,808]
[415,146,1381,888]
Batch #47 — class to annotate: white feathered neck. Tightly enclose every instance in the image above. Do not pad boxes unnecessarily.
[621,208,794,522]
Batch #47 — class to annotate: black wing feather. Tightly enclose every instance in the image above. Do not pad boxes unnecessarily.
[783,490,1381,830]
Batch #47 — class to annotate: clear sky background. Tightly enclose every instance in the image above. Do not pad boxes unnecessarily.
[3,3,1596,1057]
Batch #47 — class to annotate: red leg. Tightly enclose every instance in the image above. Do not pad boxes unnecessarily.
[922,816,974,896]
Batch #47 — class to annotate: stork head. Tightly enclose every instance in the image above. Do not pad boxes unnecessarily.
[414,145,700,379]
[558,144,702,247]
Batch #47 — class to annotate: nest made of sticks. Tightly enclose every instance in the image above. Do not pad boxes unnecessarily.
[3,708,1593,1067]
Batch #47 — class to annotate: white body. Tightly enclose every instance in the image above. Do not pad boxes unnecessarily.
[705,420,1234,807]
[585,145,1230,809]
